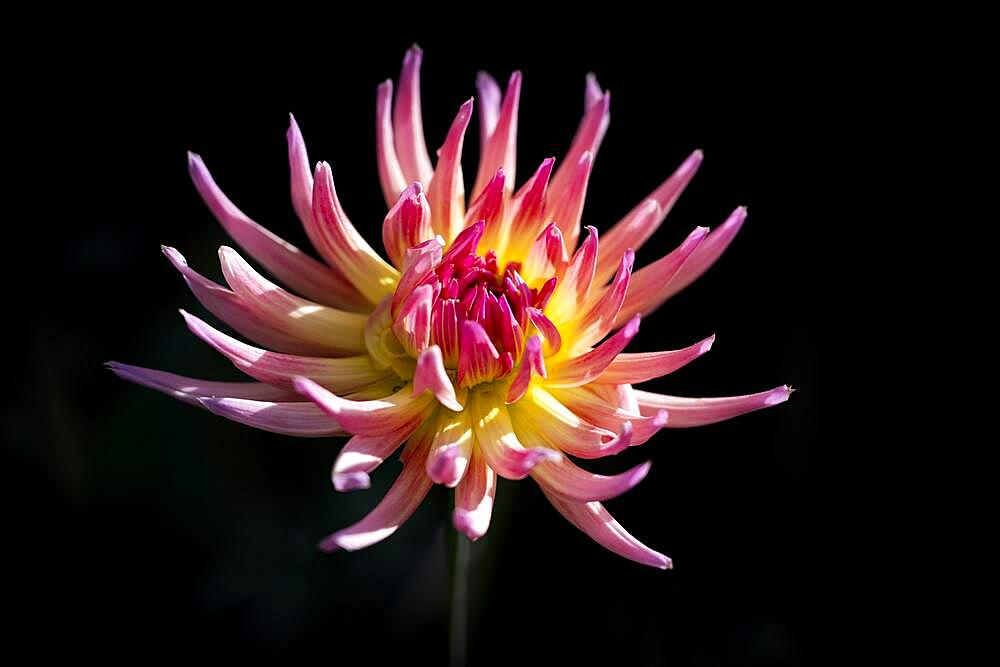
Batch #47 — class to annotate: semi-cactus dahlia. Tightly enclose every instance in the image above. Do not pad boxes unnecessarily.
[109,47,790,569]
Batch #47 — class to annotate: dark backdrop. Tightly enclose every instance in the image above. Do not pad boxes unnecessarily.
[8,26,848,666]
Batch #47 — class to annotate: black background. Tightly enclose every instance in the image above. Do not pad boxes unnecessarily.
[7,22,873,666]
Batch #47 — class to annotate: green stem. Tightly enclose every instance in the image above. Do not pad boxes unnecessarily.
[449,532,470,667]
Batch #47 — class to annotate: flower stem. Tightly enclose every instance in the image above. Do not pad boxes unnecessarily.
[449,531,470,667]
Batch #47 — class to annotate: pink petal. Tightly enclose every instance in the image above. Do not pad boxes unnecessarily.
[457,320,501,388]
[547,151,594,251]
[310,162,400,305]
[506,158,555,254]
[332,423,418,491]
[426,412,473,488]
[540,489,672,569]
[428,98,473,242]
[217,245,369,356]
[509,385,627,459]
[614,225,710,327]
[597,334,715,385]
[506,335,546,404]
[521,223,569,284]
[293,377,433,437]
[658,206,747,302]
[453,449,497,541]
[475,71,502,150]
[382,182,434,269]
[199,398,345,437]
[392,45,435,186]
[467,169,506,249]
[286,114,315,232]
[391,284,433,357]
[105,361,297,406]
[375,80,408,208]
[412,345,463,412]
[594,149,704,285]
[319,457,434,552]
[571,249,634,351]
[584,72,603,110]
[472,71,521,201]
[550,386,668,448]
[545,226,599,326]
[532,457,651,502]
[550,92,609,205]
[543,314,641,388]
[391,237,444,314]
[187,152,366,311]
[634,385,792,428]
[162,246,325,356]
[526,307,563,356]
[182,310,391,392]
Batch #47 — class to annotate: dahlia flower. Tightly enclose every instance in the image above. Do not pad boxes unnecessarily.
[108,47,790,569]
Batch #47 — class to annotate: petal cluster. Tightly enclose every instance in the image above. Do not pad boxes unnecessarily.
[109,46,790,569]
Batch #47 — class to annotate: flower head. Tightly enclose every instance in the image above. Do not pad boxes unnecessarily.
[109,47,790,568]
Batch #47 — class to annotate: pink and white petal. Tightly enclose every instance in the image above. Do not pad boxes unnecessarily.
[543,315,641,388]
[382,182,434,269]
[187,152,366,311]
[182,310,390,393]
[457,320,502,389]
[311,162,400,305]
[472,71,521,201]
[597,334,715,385]
[570,249,634,352]
[550,386,668,447]
[475,71,502,148]
[199,398,345,437]
[505,158,555,257]
[286,114,315,231]
[545,226,599,326]
[526,308,563,356]
[453,449,496,541]
[105,361,298,407]
[468,169,507,250]
[509,386,625,459]
[584,72,603,110]
[613,225,710,327]
[218,246,368,356]
[428,99,474,242]
[426,410,474,488]
[392,236,444,314]
[391,284,434,358]
[293,377,433,437]
[540,489,672,569]
[506,335,546,404]
[392,46,435,186]
[412,345,463,411]
[634,385,792,428]
[471,390,560,480]
[594,149,704,285]
[532,456,651,502]
[162,246,325,356]
[318,457,434,552]
[547,151,593,252]
[550,92,609,203]
[375,80,408,208]
[332,422,419,491]
[654,206,747,304]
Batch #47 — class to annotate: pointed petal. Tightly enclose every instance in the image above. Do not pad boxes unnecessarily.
[543,314,640,388]
[453,449,496,541]
[392,46,435,186]
[391,283,434,357]
[319,457,434,552]
[544,226,598,326]
[550,92,609,203]
[182,310,391,393]
[597,334,715,385]
[332,423,418,491]
[547,151,593,251]
[550,385,668,448]
[311,162,400,305]
[218,246,368,356]
[634,385,792,428]
[594,150,703,285]
[426,410,474,487]
[526,307,563,356]
[187,152,367,311]
[475,71,502,148]
[457,320,502,388]
[412,345,463,411]
[428,99,474,242]
[584,72,603,110]
[105,361,297,406]
[533,456,651,502]
[468,169,507,250]
[471,389,561,480]
[505,158,555,258]
[509,385,629,459]
[613,225,710,327]
[293,377,433,436]
[287,113,315,231]
[392,236,444,314]
[506,335,546,404]
[382,182,434,269]
[199,398,345,437]
[540,489,672,569]
[472,71,521,201]
[657,206,747,303]
[521,223,569,285]
[569,249,634,351]
[376,80,408,208]
[162,246,326,356]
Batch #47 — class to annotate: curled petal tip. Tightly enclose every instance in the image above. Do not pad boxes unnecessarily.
[652,409,669,428]
[333,471,372,492]
[660,556,674,570]
[701,335,717,354]
[765,385,794,406]
[452,508,486,541]
[317,535,341,553]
